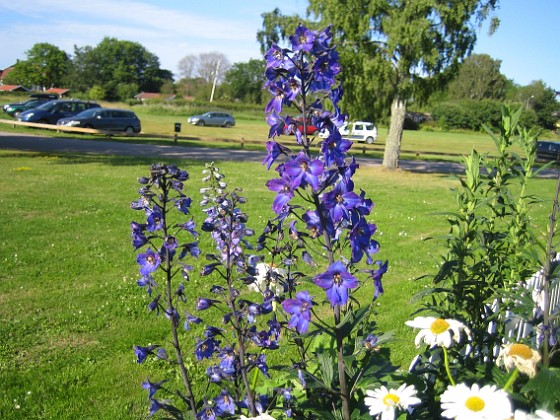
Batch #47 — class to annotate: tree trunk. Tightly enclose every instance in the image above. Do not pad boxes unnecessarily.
[383,96,407,169]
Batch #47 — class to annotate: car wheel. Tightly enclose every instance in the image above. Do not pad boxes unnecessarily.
[196,120,205,126]
[125,126,134,134]
[224,121,232,128]
[366,136,375,144]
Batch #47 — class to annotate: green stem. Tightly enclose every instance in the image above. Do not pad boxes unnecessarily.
[503,368,520,392]
[442,347,456,386]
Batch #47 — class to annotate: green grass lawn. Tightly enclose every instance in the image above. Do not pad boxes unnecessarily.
[0,147,556,419]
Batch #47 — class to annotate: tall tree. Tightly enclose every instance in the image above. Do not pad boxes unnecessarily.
[260,1,500,168]
[448,53,507,100]
[69,38,169,100]
[223,59,266,104]
[309,0,500,169]
[4,43,69,89]
[177,54,197,79]
[197,52,230,84]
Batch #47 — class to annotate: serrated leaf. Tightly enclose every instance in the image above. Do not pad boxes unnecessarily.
[520,366,560,410]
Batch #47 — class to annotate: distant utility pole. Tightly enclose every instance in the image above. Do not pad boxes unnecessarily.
[209,60,220,102]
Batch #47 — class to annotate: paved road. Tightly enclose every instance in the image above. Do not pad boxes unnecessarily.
[1,131,558,178]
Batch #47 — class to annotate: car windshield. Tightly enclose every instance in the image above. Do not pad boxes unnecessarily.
[75,108,98,118]
[35,101,58,111]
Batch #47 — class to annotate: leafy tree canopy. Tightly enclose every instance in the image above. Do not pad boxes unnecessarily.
[4,43,69,89]
[223,59,266,104]
[448,54,507,100]
[259,0,500,168]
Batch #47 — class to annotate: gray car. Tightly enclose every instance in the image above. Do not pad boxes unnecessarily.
[188,112,235,127]
[57,108,141,133]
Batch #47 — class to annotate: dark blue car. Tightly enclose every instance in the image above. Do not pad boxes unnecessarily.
[18,99,100,124]
[536,140,560,162]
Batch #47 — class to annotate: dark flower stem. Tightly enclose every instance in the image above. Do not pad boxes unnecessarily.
[313,193,351,420]
[161,182,197,416]
[223,203,257,417]
[541,172,560,368]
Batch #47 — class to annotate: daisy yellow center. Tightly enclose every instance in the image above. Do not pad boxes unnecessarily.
[383,393,400,406]
[509,343,533,359]
[465,396,485,412]
[430,319,450,334]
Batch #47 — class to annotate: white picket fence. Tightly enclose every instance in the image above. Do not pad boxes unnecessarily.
[409,253,560,372]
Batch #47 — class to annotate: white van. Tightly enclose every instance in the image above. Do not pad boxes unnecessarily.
[340,121,378,144]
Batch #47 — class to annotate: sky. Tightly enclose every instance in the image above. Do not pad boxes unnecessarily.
[0,0,558,91]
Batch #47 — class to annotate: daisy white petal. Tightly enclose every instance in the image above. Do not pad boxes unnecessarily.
[364,383,421,419]
[405,316,469,348]
[441,383,512,419]
[496,343,541,378]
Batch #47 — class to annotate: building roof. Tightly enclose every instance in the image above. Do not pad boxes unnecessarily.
[45,88,70,96]
[0,84,28,92]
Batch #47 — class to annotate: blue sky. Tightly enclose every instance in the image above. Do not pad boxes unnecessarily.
[0,0,558,91]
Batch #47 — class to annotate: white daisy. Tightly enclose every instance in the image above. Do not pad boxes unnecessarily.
[440,383,512,419]
[405,316,470,348]
[364,383,421,420]
[496,343,541,378]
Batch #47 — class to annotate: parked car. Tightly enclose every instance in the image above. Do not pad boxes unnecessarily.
[17,99,100,124]
[284,117,319,135]
[2,93,58,116]
[188,112,235,127]
[340,121,378,144]
[319,121,379,144]
[3,98,51,118]
[536,140,560,162]
[57,108,141,133]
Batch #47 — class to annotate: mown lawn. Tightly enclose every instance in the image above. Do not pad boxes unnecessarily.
[0,146,555,419]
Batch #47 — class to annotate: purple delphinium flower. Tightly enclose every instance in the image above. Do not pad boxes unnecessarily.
[320,130,353,167]
[283,151,324,191]
[322,182,361,223]
[265,44,286,69]
[134,344,159,364]
[266,113,286,139]
[175,196,192,214]
[184,312,202,330]
[364,260,388,300]
[282,290,314,334]
[137,275,157,296]
[149,398,173,417]
[146,207,164,232]
[266,176,295,214]
[130,222,148,250]
[349,218,378,264]
[313,261,359,306]
[142,378,168,399]
[196,297,220,310]
[136,248,161,276]
[196,406,217,420]
[214,389,236,416]
[176,219,198,237]
[194,337,220,361]
[290,24,316,52]
[262,140,291,169]
[362,333,379,350]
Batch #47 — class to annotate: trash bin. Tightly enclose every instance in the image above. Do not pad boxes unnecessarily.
[174,123,181,133]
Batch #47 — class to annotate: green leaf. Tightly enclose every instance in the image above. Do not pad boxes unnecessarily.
[317,352,335,387]
[520,366,560,410]
[337,305,370,339]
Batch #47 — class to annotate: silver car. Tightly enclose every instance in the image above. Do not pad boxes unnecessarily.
[188,112,235,127]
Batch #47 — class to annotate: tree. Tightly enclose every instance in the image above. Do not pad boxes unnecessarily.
[178,54,197,79]
[68,38,170,100]
[4,43,69,89]
[516,80,559,130]
[260,1,500,168]
[197,52,230,84]
[448,54,507,100]
[223,59,266,104]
